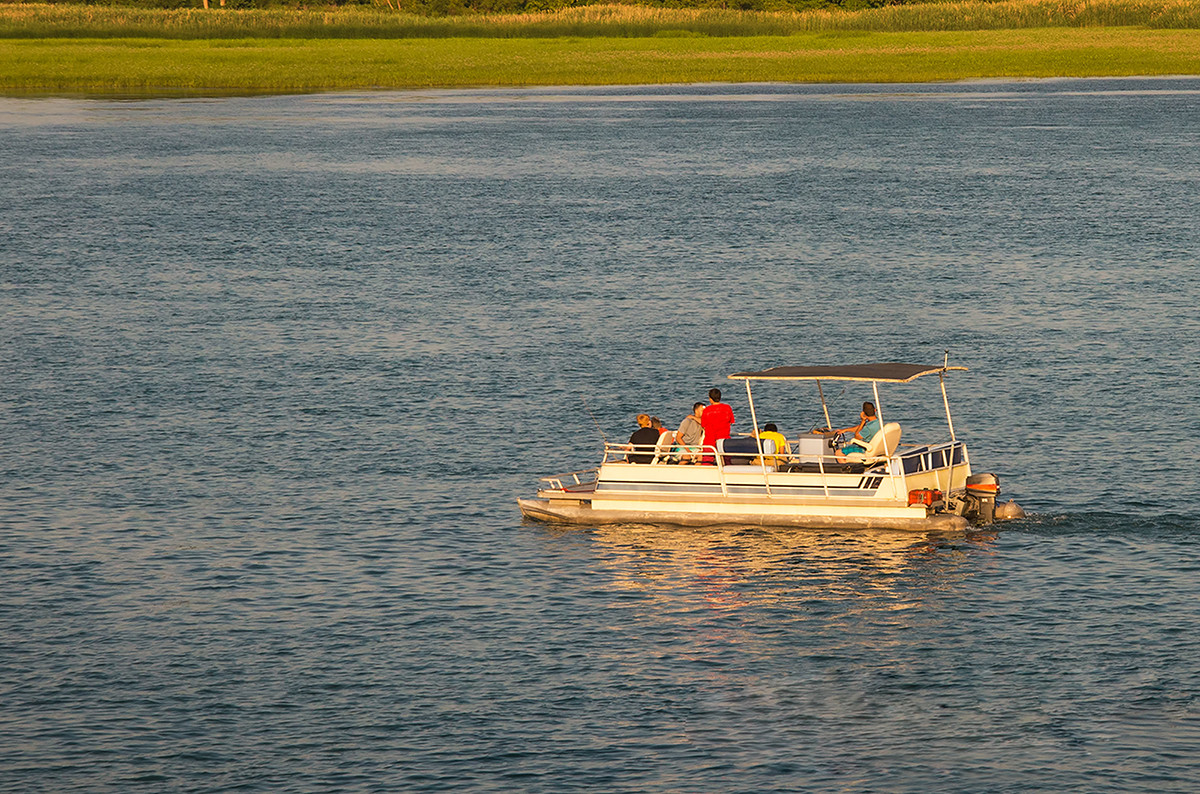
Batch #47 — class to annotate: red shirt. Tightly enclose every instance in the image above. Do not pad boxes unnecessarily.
[700,402,735,448]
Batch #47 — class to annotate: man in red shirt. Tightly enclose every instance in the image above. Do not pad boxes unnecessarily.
[700,388,735,463]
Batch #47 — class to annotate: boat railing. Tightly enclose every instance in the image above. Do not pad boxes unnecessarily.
[895,441,969,494]
[600,442,724,465]
[598,436,969,501]
[601,437,903,470]
[601,441,737,496]
[539,467,599,491]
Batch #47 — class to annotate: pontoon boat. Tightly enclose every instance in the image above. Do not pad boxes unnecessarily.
[518,362,1023,531]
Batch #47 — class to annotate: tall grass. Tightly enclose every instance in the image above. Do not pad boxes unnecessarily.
[3,0,1200,39]
[4,28,1200,92]
[5,27,1200,93]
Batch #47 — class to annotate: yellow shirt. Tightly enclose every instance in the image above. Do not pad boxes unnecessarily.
[756,430,789,466]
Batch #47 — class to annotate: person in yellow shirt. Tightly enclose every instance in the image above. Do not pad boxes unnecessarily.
[754,423,790,467]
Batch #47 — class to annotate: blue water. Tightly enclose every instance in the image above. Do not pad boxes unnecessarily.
[2,80,1200,792]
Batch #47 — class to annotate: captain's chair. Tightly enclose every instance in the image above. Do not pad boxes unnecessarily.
[842,422,901,465]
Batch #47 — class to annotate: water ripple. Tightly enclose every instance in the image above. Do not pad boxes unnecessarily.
[3,81,1200,792]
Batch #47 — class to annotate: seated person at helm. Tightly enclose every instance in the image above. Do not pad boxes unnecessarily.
[827,402,881,463]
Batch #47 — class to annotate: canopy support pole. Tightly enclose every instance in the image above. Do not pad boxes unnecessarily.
[873,380,901,502]
[745,379,771,495]
[816,379,832,497]
[940,356,957,441]
[818,380,832,430]
[941,351,960,497]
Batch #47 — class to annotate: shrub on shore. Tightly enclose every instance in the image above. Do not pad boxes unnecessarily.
[3,0,1200,38]
[9,0,868,13]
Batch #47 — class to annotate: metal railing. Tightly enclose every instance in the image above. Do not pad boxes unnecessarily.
[598,438,902,470]
[600,441,722,466]
[539,467,599,492]
[588,436,970,503]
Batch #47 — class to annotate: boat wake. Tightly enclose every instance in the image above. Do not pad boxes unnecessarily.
[1001,510,1200,535]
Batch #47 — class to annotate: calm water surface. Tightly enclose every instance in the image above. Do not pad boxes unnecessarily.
[2,80,1200,792]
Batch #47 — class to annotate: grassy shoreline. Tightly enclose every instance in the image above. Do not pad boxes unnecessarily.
[5,29,1200,94]
[3,3,1200,94]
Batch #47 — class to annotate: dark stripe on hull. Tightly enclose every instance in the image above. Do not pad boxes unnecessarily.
[597,477,886,498]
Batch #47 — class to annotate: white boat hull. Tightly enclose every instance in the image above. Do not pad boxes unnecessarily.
[518,496,970,532]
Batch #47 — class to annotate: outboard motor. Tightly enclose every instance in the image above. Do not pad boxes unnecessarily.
[965,472,999,524]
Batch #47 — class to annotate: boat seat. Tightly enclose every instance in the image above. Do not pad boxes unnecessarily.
[718,437,775,467]
[843,422,901,464]
[649,431,676,465]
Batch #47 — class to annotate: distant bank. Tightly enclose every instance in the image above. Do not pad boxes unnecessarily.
[3,2,1200,94]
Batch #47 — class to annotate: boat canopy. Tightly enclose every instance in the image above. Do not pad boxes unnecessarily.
[728,362,967,383]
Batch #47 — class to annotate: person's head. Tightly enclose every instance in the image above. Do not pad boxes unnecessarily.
[862,402,876,418]
[650,416,662,429]
[693,402,705,416]
[764,423,778,433]
[636,413,651,428]
[708,388,722,403]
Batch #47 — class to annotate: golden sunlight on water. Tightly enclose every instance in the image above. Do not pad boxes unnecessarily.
[590,523,1000,612]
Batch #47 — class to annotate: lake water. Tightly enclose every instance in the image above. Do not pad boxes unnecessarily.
[2,79,1200,792]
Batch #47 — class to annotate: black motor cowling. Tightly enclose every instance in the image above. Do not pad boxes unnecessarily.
[965,472,1000,524]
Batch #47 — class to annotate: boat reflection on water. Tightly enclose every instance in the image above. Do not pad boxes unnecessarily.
[582,521,1000,614]
[533,523,1007,740]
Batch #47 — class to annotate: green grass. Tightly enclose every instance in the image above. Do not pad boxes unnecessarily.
[4,28,1200,94]
[3,2,1200,94]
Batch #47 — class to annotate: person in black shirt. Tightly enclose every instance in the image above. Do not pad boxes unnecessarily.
[626,414,660,464]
